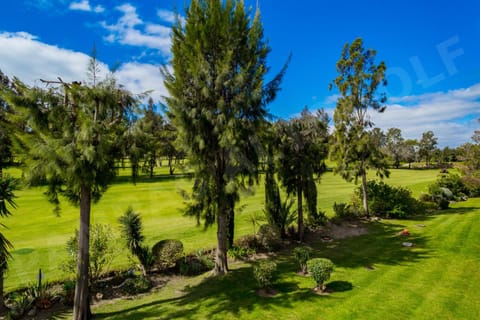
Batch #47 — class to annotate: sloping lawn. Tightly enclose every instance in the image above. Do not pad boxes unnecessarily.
[4,168,439,290]
[89,199,480,320]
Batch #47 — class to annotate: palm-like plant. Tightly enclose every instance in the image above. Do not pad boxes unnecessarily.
[0,175,16,309]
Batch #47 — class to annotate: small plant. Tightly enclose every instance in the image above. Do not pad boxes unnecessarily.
[227,246,256,260]
[121,276,152,295]
[253,260,277,289]
[233,234,258,250]
[62,223,118,282]
[307,258,334,292]
[332,202,354,223]
[257,224,282,251]
[118,207,154,274]
[61,280,75,306]
[293,246,313,274]
[152,239,184,270]
[178,249,214,276]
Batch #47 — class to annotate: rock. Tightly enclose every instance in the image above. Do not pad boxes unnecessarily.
[402,242,414,247]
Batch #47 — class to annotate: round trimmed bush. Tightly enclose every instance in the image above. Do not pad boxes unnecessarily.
[293,246,313,274]
[307,258,334,291]
[152,239,184,269]
[253,260,277,289]
[257,224,282,251]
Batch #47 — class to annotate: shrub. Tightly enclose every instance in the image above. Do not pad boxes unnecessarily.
[257,224,282,251]
[293,246,313,274]
[118,207,154,274]
[308,210,327,227]
[332,202,356,223]
[354,181,425,218]
[253,260,277,289]
[461,175,480,197]
[427,185,452,210]
[62,223,118,281]
[307,258,334,291]
[152,239,184,270]
[227,246,256,260]
[121,276,152,295]
[178,249,214,276]
[61,280,75,306]
[233,234,258,250]
[436,173,469,199]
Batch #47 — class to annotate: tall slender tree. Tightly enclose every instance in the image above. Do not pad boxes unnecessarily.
[163,0,287,274]
[418,130,438,167]
[5,62,137,319]
[276,108,329,241]
[385,128,405,168]
[330,37,389,216]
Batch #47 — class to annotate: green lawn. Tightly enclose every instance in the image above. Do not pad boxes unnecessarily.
[3,167,440,290]
[88,199,480,320]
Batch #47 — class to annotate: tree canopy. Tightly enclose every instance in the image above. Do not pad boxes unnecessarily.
[163,0,287,274]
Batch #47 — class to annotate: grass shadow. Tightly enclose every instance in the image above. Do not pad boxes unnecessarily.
[327,280,353,292]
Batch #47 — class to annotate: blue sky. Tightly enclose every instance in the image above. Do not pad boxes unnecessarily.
[0,0,479,146]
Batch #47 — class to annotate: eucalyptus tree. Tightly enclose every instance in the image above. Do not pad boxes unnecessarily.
[418,130,438,167]
[276,108,329,241]
[330,37,389,216]
[385,128,405,168]
[163,0,288,274]
[5,65,137,319]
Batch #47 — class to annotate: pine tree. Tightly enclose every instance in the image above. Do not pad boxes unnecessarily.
[5,62,137,319]
[163,0,287,274]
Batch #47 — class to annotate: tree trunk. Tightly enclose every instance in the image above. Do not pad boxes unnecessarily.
[361,171,369,217]
[73,185,92,320]
[297,184,304,242]
[227,206,234,250]
[168,156,174,175]
[0,270,5,312]
[214,211,229,275]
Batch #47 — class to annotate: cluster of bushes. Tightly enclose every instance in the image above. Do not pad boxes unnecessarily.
[420,173,480,210]
[350,181,425,218]
[253,246,334,294]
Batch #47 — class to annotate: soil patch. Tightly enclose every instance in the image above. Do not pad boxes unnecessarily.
[256,288,279,297]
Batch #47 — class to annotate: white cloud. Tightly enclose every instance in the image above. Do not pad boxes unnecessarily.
[322,85,480,147]
[0,32,166,102]
[100,4,178,56]
[69,0,104,13]
[372,86,480,147]
[157,9,177,24]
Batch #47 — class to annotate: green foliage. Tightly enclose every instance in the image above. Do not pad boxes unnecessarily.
[426,185,451,210]
[118,207,154,272]
[121,276,152,295]
[152,239,184,269]
[227,246,256,260]
[257,224,282,251]
[276,108,329,241]
[330,37,389,216]
[61,280,76,306]
[332,202,355,222]
[354,180,425,218]
[0,175,15,275]
[263,169,296,238]
[418,131,438,167]
[307,258,334,291]
[178,249,214,276]
[62,223,118,281]
[233,234,258,250]
[435,173,469,199]
[163,0,287,273]
[253,260,277,289]
[293,246,313,274]
[461,175,480,197]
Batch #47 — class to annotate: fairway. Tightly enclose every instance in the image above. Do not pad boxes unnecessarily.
[85,198,480,320]
[4,168,438,290]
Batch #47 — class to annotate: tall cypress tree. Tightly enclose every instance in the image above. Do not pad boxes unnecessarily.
[163,0,287,274]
